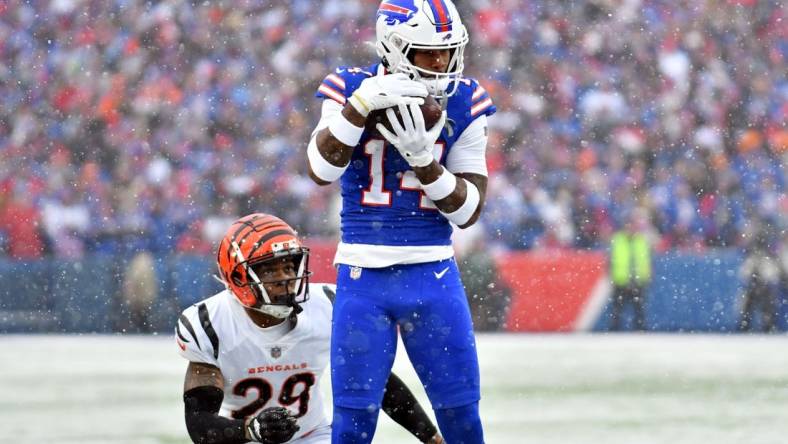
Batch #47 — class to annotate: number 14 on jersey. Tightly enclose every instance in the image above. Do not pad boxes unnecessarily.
[361,139,446,209]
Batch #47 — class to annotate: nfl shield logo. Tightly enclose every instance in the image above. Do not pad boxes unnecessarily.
[270,346,282,359]
[350,266,362,280]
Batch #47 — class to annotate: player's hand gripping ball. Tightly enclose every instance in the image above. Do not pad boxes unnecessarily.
[349,73,426,116]
[375,100,447,167]
[365,94,443,137]
[247,406,300,444]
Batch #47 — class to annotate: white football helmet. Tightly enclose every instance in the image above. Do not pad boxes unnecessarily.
[375,0,469,98]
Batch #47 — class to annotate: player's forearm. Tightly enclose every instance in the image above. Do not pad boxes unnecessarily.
[185,411,250,444]
[319,104,366,162]
[308,105,365,185]
[315,131,354,166]
[413,164,486,228]
[184,386,250,444]
[413,162,464,212]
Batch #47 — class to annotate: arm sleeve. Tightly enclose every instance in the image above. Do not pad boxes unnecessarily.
[445,115,489,177]
[184,386,249,444]
[381,373,438,443]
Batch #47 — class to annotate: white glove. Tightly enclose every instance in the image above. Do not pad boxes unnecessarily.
[376,102,447,168]
[348,73,427,117]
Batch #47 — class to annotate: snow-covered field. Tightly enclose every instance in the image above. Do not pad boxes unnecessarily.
[2,333,787,444]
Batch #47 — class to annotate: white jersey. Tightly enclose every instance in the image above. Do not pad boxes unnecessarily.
[176,283,336,441]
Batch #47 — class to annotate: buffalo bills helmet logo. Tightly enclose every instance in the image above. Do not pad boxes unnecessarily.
[378,0,418,25]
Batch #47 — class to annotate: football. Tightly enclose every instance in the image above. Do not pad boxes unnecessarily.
[365,95,443,137]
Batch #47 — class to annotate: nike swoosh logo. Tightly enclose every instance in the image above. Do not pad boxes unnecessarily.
[433,267,449,279]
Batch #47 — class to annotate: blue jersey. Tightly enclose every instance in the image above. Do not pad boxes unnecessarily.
[315,63,496,247]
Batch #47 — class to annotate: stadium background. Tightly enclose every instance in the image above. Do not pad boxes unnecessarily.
[1,0,786,334]
[1,1,787,443]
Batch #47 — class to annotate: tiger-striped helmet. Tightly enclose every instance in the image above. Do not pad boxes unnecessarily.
[216,213,310,318]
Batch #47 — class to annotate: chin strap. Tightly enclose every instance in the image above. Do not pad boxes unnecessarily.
[254,304,293,319]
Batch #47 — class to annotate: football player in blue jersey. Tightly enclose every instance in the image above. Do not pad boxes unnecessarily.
[307,1,494,443]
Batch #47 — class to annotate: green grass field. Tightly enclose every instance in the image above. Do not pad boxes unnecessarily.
[2,333,787,444]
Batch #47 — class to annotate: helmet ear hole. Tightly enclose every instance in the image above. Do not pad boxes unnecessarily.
[231,270,244,286]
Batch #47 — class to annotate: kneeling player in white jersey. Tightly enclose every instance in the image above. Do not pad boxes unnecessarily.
[176,213,443,444]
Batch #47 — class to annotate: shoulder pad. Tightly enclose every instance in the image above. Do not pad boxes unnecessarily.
[339,66,376,77]
[175,302,220,364]
[308,282,337,304]
[321,284,336,303]
[463,78,496,119]
[315,65,379,104]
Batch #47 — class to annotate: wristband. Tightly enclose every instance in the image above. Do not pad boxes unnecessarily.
[307,137,348,183]
[421,168,457,201]
[328,114,364,147]
[441,179,480,226]
[348,92,371,117]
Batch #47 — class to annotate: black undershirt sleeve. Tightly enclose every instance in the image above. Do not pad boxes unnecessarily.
[381,372,438,443]
[184,386,250,444]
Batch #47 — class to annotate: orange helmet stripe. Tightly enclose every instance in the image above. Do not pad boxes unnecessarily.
[246,229,297,258]
[235,221,290,244]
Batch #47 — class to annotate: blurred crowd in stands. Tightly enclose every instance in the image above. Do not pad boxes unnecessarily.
[0,0,785,260]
